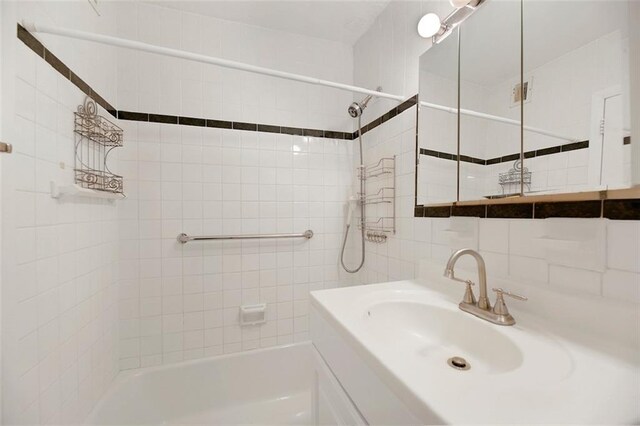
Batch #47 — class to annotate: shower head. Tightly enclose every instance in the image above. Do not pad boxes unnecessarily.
[347,97,370,118]
[347,87,382,118]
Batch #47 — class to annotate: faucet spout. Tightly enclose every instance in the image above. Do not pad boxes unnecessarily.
[444,248,491,310]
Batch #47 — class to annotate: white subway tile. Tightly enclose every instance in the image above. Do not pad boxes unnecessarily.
[607,221,640,273]
[549,265,602,295]
[602,269,640,303]
[509,255,549,284]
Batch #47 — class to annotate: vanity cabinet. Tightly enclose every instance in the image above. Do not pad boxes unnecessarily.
[311,306,426,425]
[313,350,366,426]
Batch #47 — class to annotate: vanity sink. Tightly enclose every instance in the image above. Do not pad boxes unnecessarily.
[353,288,573,384]
[364,300,524,375]
[311,277,640,424]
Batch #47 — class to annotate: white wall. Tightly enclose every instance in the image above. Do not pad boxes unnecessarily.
[112,2,358,370]
[114,1,354,132]
[353,1,640,303]
[1,1,120,423]
[115,122,354,369]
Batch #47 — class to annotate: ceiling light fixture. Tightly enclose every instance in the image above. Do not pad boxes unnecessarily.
[417,13,444,38]
[417,0,485,43]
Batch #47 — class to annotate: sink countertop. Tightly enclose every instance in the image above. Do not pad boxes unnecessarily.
[311,277,640,424]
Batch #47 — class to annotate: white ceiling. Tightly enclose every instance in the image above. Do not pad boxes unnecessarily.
[145,0,391,45]
[421,0,629,87]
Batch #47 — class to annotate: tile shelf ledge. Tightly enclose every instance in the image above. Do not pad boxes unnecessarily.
[415,187,640,220]
[50,182,125,201]
[423,187,640,208]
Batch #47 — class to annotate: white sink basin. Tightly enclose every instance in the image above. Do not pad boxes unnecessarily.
[365,300,524,375]
[353,288,574,384]
[311,279,640,424]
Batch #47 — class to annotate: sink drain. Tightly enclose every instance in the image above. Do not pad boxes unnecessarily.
[447,356,470,370]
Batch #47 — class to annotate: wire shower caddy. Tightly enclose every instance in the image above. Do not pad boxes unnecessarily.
[358,156,396,242]
[498,159,531,194]
[73,97,124,195]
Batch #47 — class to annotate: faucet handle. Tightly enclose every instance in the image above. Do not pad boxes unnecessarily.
[492,288,527,301]
[452,279,476,305]
[450,277,474,286]
[492,288,527,316]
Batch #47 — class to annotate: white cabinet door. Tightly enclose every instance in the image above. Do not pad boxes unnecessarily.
[313,351,367,426]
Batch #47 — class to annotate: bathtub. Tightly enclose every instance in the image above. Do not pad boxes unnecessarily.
[86,343,314,425]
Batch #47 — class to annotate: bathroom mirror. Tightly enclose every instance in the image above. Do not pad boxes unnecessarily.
[416,28,460,205]
[459,0,521,201]
[416,0,634,206]
[520,1,631,195]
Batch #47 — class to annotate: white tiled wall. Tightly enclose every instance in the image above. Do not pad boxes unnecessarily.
[2,1,119,424]
[114,1,354,132]
[115,121,355,369]
[353,1,639,303]
[2,0,637,421]
[112,3,358,369]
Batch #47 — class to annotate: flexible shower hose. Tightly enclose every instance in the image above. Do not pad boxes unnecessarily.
[340,116,366,273]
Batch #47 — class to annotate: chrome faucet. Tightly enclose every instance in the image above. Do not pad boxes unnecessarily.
[444,248,527,326]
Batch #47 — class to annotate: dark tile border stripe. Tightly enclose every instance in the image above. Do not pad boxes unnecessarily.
[487,203,534,219]
[416,199,640,220]
[603,199,640,220]
[424,206,452,218]
[149,114,178,124]
[118,111,149,122]
[207,119,232,129]
[356,96,417,139]
[534,200,602,219]
[179,116,206,127]
[420,140,593,166]
[18,24,119,117]
[451,205,486,218]
[19,24,639,222]
[17,24,44,58]
[421,136,630,167]
[233,121,257,131]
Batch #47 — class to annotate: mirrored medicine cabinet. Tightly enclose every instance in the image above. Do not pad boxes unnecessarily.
[416,0,636,208]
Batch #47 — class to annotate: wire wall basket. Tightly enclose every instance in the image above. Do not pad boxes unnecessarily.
[74,97,124,195]
[358,156,396,237]
[362,187,394,205]
[359,217,395,233]
[358,157,395,180]
[498,159,531,194]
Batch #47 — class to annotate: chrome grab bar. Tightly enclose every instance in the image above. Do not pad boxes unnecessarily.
[177,230,314,244]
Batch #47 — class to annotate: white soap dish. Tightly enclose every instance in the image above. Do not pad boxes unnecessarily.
[239,304,267,326]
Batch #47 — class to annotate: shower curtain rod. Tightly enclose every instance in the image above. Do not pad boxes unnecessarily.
[23,21,576,142]
[420,101,577,142]
[22,21,406,102]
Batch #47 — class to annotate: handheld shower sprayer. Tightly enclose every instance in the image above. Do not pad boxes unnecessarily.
[345,196,358,225]
[341,87,382,274]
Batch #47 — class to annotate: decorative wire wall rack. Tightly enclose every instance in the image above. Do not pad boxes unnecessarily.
[358,156,396,238]
[498,159,531,194]
[74,97,124,195]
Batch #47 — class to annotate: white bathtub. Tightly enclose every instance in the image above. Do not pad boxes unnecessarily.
[86,343,314,425]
